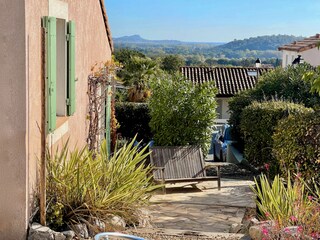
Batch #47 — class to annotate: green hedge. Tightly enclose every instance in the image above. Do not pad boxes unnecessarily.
[273,111,320,182]
[115,102,152,143]
[240,100,313,176]
[229,64,320,151]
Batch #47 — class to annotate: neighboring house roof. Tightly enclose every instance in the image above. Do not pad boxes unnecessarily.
[99,0,114,52]
[180,66,271,97]
[278,34,320,52]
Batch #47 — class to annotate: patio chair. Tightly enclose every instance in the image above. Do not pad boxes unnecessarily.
[94,232,144,240]
[150,146,224,193]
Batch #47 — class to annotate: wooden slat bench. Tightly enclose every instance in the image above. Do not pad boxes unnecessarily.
[150,146,228,193]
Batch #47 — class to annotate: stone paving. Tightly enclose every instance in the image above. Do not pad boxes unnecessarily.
[147,179,255,235]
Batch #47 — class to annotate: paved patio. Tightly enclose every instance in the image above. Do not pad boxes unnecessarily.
[145,178,255,237]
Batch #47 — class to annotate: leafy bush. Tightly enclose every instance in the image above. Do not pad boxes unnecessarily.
[160,55,185,73]
[228,91,255,150]
[251,173,320,238]
[273,111,320,183]
[46,138,158,230]
[240,100,313,175]
[229,64,320,149]
[149,72,217,154]
[115,102,152,143]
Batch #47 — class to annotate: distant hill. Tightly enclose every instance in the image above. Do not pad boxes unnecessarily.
[216,35,304,51]
[113,35,224,45]
[113,34,304,63]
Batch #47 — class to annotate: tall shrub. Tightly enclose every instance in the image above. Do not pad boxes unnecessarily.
[115,102,152,143]
[149,72,217,153]
[273,111,320,182]
[240,100,313,175]
[229,64,320,150]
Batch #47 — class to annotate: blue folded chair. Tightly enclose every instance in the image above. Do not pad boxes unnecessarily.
[94,232,144,240]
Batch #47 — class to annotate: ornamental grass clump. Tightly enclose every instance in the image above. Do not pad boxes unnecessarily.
[46,138,158,230]
[251,173,320,239]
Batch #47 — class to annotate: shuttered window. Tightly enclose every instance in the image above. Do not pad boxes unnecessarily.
[44,17,76,133]
[44,16,57,133]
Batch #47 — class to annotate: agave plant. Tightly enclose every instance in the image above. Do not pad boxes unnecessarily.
[46,138,159,230]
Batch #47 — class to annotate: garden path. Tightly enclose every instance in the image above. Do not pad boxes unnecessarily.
[132,179,255,239]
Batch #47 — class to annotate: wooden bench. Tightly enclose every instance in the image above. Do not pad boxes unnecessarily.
[150,146,228,193]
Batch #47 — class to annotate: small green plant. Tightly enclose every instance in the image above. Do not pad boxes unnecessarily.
[46,138,159,230]
[251,173,307,226]
[149,72,217,153]
[251,173,320,238]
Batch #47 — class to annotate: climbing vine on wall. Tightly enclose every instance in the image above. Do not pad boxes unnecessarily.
[87,61,120,154]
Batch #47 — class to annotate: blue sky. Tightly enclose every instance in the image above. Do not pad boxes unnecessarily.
[105,0,320,42]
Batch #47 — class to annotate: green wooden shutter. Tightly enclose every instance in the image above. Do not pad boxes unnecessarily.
[67,21,76,116]
[44,17,57,133]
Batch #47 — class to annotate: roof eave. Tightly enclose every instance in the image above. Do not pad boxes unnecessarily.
[99,0,114,52]
[278,46,313,52]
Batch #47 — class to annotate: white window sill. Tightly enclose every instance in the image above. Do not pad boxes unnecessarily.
[47,116,69,146]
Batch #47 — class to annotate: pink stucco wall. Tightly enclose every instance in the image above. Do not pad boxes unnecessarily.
[62,0,112,148]
[0,1,28,239]
[0,0,112,238]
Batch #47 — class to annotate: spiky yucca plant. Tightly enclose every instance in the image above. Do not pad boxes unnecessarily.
[46,138,159,230]
[251,173,320,237]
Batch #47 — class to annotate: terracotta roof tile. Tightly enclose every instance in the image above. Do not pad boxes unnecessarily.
[278,34,320,52]
[180,66,271,97]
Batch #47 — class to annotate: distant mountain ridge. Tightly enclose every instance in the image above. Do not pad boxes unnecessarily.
[114,34,304,50]
[216,35,304,51]
[113,34,304,60]
[113,35,224,45]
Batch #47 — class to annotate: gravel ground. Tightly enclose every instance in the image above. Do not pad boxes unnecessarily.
[205,163,258,180]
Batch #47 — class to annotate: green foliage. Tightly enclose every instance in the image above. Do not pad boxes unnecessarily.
[149,72,217,153]
[228,91,255,150]
[251,173,320,237]
[273,111,320,183]
[114,48,146,65]
[251,174,319,225]
[303,66,320,95]
[240,100,313,175]
[160,54,185,73]
[204,58,281,67]
[251,64,319,107]
[119,56,159,87]
[115,102,152,143]
[116,55,160,102]
[46,138,158,230]
[252,173,307,225]
[229,64,320,149]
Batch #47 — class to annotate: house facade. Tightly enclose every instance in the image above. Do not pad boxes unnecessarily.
[278,34,320,67]
[0,0,113,238]
[180,66,271,123]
